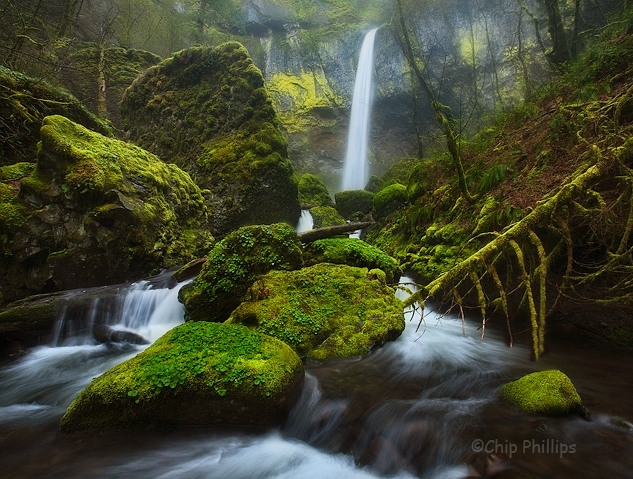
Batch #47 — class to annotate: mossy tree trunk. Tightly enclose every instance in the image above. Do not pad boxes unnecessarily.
[541,0,571,65]
[405,137,633,359]
[393,0,476,203]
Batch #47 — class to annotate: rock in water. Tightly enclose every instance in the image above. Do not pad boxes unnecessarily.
[500,369,585,417]
[92,325,149,345]
[179,223,304,323]
[227,263,405,361]
[59,322,304,433]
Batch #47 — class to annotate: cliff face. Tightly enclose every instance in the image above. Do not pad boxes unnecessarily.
[240,0,549,191]
[254,25,418,192]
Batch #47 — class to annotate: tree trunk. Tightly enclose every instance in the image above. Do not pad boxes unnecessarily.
[542,0,571,65]
[299,222,373,243]
[394,0,475,203]
[96,43,107,119]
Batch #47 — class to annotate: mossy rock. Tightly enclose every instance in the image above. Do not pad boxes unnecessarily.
[335,189,375,221]
[180,223,304,323]
[1,115,213,300]
[382,157,420,185]
[373,183,408,220]
[303,238,401,283]
[121,42,300,235]
[297,173,335,207]
[309,206,346,228]
[59,321,304,433]
[227,263,405,361]
[500,370,583,416]
[365,175,386,193]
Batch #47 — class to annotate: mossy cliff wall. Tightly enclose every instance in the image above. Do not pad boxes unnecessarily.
[120,42,300,235]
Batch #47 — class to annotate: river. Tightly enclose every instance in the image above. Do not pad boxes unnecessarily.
[0,275,631,478]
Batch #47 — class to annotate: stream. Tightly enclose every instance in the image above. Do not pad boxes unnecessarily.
[0,275,632,478]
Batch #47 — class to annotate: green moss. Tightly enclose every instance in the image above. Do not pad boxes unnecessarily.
[0,66,112,167]
[335,189,375,220]
[227,263,405,361]
[500,370,583,416]
[365,175,386,193]
[59,321,303,432]
[0,182,27,232]
[0,162,35,181]
[309,205,346,228]
[121,42,300,234]
[303,237,401,283]
[373,183,408,220]
[382,158,420,185]
[180,223,304,323]
[297,173,334,207]
[0,115,213,294]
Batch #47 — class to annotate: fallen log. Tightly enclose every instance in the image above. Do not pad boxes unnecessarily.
[299,221,373,243]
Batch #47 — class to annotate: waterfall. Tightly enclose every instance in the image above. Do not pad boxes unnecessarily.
[296,209,314,233]
[342,28,379,191]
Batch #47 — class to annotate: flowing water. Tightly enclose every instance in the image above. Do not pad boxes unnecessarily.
[296,209,314,233]
[0,276,632,478]
[342,28,379,192]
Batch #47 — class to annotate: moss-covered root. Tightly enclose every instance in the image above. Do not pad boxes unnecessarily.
[500,370,586,417]
[59,321,304,433]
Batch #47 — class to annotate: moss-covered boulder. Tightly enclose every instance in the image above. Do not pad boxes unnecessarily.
[303,238,401,283]
[227,263,405,361]
[335,189,375,221]
[121,42,300,235]
[309,205,346,228]
[0,115,213,301]
[59,321,304,433]
[179,223,304,323]
[500,370,584,416]
[0,66,112,166]
[365,175,386,193]
[373,183,408,220]
[297,173,335,207]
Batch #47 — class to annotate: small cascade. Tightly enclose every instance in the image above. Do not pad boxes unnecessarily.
[49,275,186,346]
[342,28,379,191]
[296,209,314,233]
[0,275,188,421]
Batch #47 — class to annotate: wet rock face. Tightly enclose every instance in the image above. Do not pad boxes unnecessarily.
[0,115,213,301]
[120,42,301,235]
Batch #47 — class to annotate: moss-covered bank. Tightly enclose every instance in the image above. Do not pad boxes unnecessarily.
[1,115,212,301]
[0,66,112,166]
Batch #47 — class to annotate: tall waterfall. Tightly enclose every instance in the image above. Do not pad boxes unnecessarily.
[342,28,379,191]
